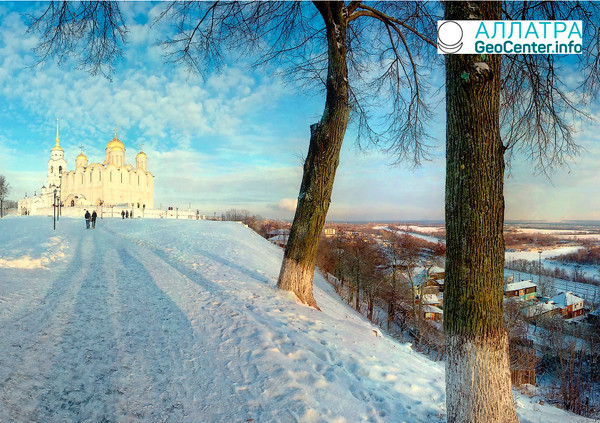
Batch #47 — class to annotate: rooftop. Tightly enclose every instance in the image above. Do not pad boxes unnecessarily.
[550,291,584,308]
[505,280,537,292]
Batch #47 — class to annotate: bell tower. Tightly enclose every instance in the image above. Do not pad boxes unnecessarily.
[47,117,67,189]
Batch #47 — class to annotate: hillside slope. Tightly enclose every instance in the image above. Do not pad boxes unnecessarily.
[0,217,594,422]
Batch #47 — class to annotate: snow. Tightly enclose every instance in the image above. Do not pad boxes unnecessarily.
[506,246,600,280]
[550,291,584,308]
[504,269,599,303]
[515,228,600,240]
[506,280,537,292]
[0,216,596,422]
[422,305,443,314]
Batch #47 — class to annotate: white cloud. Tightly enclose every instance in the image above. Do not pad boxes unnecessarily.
[277,198,298,212]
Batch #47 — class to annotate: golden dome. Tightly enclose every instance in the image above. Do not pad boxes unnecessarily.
[51,144,64,151]
[76,152,87,160]
[136,150,147,158]
[106,128,125,151]
[106,136,125,151]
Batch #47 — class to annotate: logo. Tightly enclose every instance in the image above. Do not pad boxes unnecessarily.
[437,20,582,55]
[437,21,463,54]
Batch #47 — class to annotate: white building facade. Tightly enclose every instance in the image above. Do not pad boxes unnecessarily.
[18,120,154,215]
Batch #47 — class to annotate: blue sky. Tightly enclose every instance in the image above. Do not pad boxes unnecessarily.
[0,2,598,221]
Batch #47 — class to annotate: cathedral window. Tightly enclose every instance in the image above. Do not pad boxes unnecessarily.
[99,172,101,182]
[90,172,92,182]
[138,175,140,185]
[81,174,84,184]
[110,172,112,182]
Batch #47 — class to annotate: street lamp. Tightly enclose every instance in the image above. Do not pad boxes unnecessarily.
[538,248,543,286]
[53,189,57,230]
[58,165,62,220]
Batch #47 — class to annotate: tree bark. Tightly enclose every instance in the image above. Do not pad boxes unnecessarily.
[444,2,517,422]
[276,1,350,309]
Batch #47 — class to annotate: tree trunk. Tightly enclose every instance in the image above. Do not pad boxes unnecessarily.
[277,1,350,309]
[444,2,518,422]
[367,293,374,321]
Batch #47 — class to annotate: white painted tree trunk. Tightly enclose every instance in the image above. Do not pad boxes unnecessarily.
[446,333,518,422]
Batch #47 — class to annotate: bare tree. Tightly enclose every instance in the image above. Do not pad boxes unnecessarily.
[28,1,437,309]
[27,1,600,420]
[443,2,600,420]
[385,232,423,342]
[0,175,9,218]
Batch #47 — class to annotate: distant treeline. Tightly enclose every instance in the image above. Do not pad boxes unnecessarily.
[552,246,600,266]
[505,257,599,287]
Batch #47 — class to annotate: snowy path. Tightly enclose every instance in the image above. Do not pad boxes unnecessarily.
[0,220,284,422]
[0,217,596,423]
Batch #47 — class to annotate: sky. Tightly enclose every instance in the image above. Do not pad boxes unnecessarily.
[0,2,598,222]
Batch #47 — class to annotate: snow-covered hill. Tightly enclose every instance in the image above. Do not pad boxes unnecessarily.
[0,217,594,422]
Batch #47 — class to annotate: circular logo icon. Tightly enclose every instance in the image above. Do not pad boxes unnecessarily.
[438,21,463,54]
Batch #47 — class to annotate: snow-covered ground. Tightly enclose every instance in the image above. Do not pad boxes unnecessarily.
[514,227,600,241]
[374,226,445,244]
[506,246,600,282]
[0,216,596,422]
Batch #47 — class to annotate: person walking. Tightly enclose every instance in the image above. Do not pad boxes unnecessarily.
[84,210,91,229]
[91,210,97,229]
[121,210,125,219]
[130,210,133,219]
[126,210,129,219]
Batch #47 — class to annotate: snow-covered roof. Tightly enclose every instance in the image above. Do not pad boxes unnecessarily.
[422,305,443,314]
[525,301,559,317]
[428,266,444,275]
[550,291,584,308]
[505,280,537,292]
[421,294,441,305]
[268,234,288,242]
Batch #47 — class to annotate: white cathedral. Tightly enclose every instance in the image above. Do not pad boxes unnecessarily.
[18,119,154,215]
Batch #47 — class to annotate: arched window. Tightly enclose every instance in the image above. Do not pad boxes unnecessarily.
[90,172,92,182]
[110,171,112,182]
[81,173,84,184]
[99,171,101,182]
[138,175,140,185]
[71,199,74,206]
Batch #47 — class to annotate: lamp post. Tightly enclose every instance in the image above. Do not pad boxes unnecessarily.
[538,248,543,286]
[53,189,57,230]
[58,165,62,220]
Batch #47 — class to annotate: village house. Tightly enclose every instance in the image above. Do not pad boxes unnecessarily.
[549,291,585,319]
[421,293,442,307]
[422,304,443,322]
[522,299,560,319]
[505,280,537,301]
[267,229,290,248]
